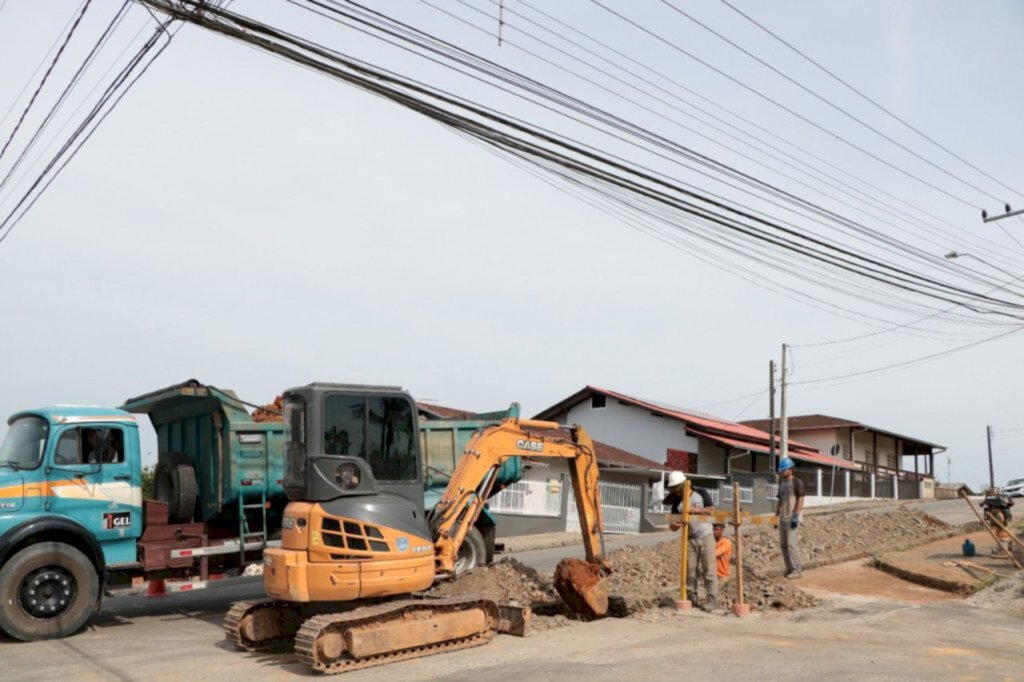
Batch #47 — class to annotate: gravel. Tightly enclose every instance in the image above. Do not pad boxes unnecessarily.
[426,507,956,627]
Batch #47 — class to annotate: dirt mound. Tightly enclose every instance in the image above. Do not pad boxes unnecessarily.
[252,396,284,422]
[599,507,950,614]
[426,558,559,607]
[602,538,821,613]
[741,508,951,577]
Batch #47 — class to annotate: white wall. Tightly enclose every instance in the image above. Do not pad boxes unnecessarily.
[554,397,699,467]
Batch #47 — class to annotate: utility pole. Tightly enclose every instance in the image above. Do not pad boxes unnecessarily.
[986,425,995,492]
[780,344,788,468]
[768,360,776,476]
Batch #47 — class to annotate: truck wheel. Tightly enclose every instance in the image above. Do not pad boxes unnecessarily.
[0,542,99,641]
[455,527,487,575]
[155,451,198,522]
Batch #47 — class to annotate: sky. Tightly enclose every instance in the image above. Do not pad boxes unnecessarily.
[0,1,1022,490]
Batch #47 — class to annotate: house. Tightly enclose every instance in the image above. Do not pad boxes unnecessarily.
[741,414,944,498]
[533,386,853,477]
[416,399,670,536]
[487,432,672,537]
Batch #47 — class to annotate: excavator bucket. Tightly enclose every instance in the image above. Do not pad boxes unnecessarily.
[553,558,608,618]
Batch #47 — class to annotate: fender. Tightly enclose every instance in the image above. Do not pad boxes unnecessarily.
[0,515,106,575]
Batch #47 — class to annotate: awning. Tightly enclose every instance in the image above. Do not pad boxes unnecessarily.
[687,428,859,471]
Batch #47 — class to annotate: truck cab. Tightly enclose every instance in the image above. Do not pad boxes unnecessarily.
[0,407,142,641]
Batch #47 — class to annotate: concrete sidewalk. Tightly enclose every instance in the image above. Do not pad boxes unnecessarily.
[877,529,1019,593]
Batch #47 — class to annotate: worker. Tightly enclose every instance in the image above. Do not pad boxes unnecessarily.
[665,471,718,611]
[713,522,732,580]
[776,457,805,579]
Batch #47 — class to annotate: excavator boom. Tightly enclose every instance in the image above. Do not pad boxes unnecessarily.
[430,417,609,616]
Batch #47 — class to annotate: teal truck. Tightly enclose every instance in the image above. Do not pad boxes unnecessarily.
[0,380,519,641]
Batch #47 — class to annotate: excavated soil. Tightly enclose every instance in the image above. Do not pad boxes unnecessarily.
[427,507,956,629]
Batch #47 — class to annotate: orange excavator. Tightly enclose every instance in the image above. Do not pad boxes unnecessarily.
[223,383,607,674]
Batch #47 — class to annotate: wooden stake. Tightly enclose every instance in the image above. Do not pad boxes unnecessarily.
[676,480,692,609]
[732,481,749,616]
[959,491,1023,569]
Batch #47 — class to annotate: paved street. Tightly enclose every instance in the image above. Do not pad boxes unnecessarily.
[1,499,1012,681]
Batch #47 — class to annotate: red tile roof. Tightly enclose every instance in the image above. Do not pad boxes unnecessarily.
[536,386,819,456]
[416,402,478,420]
[740,414,944,450]
[741,414,858,431]
[523,425,669,472]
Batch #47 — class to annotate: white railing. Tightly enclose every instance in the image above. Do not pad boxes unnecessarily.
[567,480,643,534]
[488,479,562,518]
[719,485,753,505]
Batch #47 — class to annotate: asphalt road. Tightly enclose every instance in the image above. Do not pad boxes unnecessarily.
[0,498,1000,680]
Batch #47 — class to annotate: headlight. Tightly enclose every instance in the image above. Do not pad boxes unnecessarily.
[335,462,361,489]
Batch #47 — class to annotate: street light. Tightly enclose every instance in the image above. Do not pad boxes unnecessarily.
[944,250,1020,281]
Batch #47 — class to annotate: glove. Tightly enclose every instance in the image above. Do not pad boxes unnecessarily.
[789,515,800,530]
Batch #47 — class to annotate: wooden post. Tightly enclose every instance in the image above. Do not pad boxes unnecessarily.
[676,480,692,609]
[731,482,750,615]
[959,491,1022,569]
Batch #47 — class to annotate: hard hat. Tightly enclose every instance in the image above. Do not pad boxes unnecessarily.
[778,457,795,473]
[666,471,687,488]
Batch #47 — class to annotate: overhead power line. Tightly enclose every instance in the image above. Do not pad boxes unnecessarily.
[717,0,1023,202]
[0,0,94,163]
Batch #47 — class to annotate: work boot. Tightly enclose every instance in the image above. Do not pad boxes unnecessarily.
[700,600,717,613]
[785,571,802,580]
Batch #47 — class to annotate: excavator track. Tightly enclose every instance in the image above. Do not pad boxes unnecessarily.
[294,597,499,675]
[224,598,324,651]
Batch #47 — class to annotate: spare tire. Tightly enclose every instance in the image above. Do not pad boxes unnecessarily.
[154,452,198,522]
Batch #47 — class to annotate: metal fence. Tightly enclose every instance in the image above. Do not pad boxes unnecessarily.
[897,479,919,499]
[875,477,893,499]
[793,469,818,496]
[720,485,753,504]
[488,479,562,517]
[568,480,643,534]
[850,471,871,497]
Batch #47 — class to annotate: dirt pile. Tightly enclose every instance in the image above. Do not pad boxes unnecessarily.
[426,558,559,607]
[741,508,951,577]
[251,395,284,422]
[602,537,821,613]
[601,507,951,614]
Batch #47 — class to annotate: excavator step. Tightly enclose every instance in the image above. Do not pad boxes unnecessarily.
[293,597,500,675]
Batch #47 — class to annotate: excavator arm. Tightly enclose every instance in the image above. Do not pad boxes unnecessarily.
[430,417,604,574]
[428,417,610,617]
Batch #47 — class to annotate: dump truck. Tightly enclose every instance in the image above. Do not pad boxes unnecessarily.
[0,380,516,641]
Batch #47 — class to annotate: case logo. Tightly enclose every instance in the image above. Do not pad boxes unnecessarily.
[515,439,544,452]
[103,511,132,530]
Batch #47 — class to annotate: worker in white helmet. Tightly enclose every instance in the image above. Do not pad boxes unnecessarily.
[664,470,718,611]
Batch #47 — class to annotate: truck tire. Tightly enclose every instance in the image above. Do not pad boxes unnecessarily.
[0,542,99,641]
[455,527,487,575]
[155,452,197,522]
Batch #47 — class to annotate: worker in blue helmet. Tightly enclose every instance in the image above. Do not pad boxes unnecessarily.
[775,456,805,579]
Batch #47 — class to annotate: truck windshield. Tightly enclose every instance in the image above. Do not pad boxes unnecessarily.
[0,416,49,469]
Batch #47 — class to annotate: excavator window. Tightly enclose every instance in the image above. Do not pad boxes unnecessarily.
[323,395,418,483]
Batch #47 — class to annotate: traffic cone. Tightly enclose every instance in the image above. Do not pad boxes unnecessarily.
[146,578,167,598]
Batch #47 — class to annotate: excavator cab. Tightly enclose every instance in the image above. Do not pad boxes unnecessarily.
[264,384,438,603]
[227,384,608,674]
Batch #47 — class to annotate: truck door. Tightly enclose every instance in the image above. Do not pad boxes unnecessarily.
[48,425,140,544]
